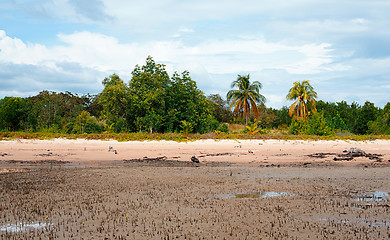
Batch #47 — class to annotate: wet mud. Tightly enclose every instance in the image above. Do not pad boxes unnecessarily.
[1,163,389,239]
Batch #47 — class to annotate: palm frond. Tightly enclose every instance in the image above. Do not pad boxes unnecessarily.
[227,74,266,124]
[286,80,317,119]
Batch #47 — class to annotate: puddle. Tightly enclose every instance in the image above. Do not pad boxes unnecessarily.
[223,191,290,199]
[368,221,390,227]
[318,218,390,227]
[354,191,389,202]
[0,222,53,233]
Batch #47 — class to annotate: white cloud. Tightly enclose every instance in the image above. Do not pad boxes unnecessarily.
[0,30,48,65]
[7,0,109,23]
[0,29,348,107]
[179,28,195,33]
[1,30,337,76]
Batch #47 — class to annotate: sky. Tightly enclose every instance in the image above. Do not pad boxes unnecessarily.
[0,0,389,109]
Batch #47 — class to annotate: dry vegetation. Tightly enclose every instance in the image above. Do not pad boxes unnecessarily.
[1,131,390,143]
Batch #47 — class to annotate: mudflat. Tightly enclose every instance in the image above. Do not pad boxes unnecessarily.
[0,139,389,239]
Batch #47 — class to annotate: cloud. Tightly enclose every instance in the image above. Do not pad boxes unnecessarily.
[0,61,105,97]
[0,30,106,97]
[1,29,336,75]
[0,29,338,105]
[2,28,390,107]
[69,0,111,22]
[1,0,390,108]
[6,0,111,23]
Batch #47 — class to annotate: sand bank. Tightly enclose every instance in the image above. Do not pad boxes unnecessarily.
[1,139,389,166]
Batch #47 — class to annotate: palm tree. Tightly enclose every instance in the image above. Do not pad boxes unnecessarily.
[286,80,317,119]
[227,74,266,125]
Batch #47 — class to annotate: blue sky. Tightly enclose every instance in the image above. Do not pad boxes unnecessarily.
[0,0,389,108]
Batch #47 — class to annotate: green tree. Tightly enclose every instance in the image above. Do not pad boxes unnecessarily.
[316,101,349,132]
[0,97,29,131]
[226,74,266,125]
[126,56,214,133]
[272,106,291,129]
[166,71,214,133]
[129,57,169,133]
[70,110,103,134]
[207,94,233,123]
[99,74,132,132]
[26,91,88,132]
[286,80,317,119]
[336,101,358,132]
[368,102,390,134]
[256,104,280,129]
[353,101,378,134]
[329,112,348,131]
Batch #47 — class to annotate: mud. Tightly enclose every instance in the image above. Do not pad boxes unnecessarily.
[1,163,389,239]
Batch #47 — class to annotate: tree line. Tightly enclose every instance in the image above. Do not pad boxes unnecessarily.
[0,57,389,136]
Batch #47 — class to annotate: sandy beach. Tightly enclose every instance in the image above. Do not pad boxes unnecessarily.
[1,138,390,166]
[1,139,389,239]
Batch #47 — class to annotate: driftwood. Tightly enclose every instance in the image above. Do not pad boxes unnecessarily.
[306,148,383,162]
[124,156,201,164]
[198,153,233,158]
[191,156,200,163]
[306,153,336,158]
[333,156,354,161]
[5,160,70,164]
[123,156,233,167]
[335,148,383,161]
[124,156,168,162]
[35,152,58,157]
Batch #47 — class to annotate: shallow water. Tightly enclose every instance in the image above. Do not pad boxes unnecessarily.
[222,191,290,199]
[318,218,390,227]
[354,191,389,202]
[0,222,52,233]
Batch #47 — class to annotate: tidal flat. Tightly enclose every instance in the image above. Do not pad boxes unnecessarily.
[0,163,389,239]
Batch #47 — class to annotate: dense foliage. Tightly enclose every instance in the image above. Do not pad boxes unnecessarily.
[0,57,389,136]
[0,57,215,134]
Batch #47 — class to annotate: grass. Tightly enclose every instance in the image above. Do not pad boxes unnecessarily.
[1,131,390,142]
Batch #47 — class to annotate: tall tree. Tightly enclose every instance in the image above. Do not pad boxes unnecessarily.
[226,74,266,125]
[353,101,378,134]
[129,56,170,133]
[286,80,317,119]
[166,71,214,133]
[0,97,29,131]
[207,94,233,123]
[99,74,131,132]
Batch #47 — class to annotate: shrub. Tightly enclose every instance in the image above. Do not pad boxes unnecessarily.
[180,120,193,134]
[217,123,229,133]
[289,113,334,136]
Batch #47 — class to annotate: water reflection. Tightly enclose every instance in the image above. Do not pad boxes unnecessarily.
[354,191,389,202]
[223,191,290,199]
[0,222,52,233]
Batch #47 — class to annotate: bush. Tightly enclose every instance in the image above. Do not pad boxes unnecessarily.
[368,120,390,135]
[289,113,334,136]
[67,111,105,134]
[217,123,229,133]
[288,119,307,135]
